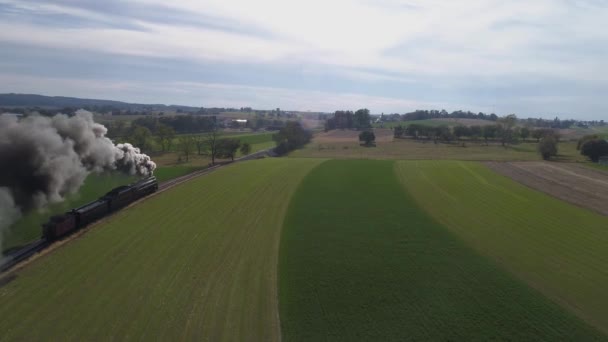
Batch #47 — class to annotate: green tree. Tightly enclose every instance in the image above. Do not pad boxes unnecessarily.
[453,125,470,140]
[538,136,558,160]
[240,142,251,155]
[482,125,497,145]
[498,114,517,146]
[273,122,312,155]
[469,125,482,141]
[354,108,371,130]
[155,123,175,152]
[577,134,600,150]
[581,139,608,162]
[520,127,530,141]
[130,125,152,151]
[216,139,241,161]
[359,130,376,146]
[532,128,554,142]
[394,125,404,138]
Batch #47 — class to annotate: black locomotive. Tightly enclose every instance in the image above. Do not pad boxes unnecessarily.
[42,176,158,240]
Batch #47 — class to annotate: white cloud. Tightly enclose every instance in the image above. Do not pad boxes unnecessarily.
[0,0,607,117]
[0,73,480,113]
[3,0,607,80]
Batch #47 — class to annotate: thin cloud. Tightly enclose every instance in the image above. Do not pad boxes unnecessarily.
[0,0,607,118]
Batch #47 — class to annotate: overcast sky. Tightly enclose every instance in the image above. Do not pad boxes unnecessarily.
[0,0,607,119]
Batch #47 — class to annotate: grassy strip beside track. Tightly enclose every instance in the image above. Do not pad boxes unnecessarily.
[2,173,135,253]
[396,160,608,333]
[0,158,322,341]
[279,160,603,341]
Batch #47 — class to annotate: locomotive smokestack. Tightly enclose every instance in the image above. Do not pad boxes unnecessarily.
[0,110,156,250]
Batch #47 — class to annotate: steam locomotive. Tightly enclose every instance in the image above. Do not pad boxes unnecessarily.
[42,176,158,240]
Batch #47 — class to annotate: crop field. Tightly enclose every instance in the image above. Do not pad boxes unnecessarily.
[292,136,552,161]
[0,158,323,341]
[313,128,394,143]
[396,161,608,333]
[292,130,590,162]
[279,160,603,340]
[3,156,608,340]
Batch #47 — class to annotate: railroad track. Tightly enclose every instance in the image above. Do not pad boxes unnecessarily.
[0,148,276,275]
[158,148,274,191]
[0,239,49,273]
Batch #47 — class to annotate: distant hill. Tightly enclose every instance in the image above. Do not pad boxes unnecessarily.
[0,93,200,112]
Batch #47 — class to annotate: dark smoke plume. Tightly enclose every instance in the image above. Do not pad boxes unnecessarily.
[0,110,156,249]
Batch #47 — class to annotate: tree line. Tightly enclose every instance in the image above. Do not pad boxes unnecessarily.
[273,122,312,155]
[324,109,372,131]
[173,128,251,164]
[400,109,499,122]
[379,109,602,129]
[393,121,557,146]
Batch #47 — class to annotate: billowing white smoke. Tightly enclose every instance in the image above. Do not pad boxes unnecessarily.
[0,188,20,251]
[0,110,156,250]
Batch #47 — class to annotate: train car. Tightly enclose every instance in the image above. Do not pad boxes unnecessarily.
[42,213,77,240]
[132,176,158,198]
[104,185,137,210]
[104,176,158,211]
[74,199,110,227]
[40,177,157,242]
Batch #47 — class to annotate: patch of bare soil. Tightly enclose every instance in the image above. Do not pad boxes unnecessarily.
[486,161,608,216]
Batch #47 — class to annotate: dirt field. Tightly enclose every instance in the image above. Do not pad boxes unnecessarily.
[486,162,608,216]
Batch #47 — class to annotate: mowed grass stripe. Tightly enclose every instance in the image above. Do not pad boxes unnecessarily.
[396,160,608,333]
[0,158,323,341]
[279,159,604,341]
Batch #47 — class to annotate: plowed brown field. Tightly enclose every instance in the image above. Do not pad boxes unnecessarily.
[486,161,608,216]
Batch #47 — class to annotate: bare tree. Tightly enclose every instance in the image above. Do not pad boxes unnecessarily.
[155,123,175,152]
[177,135,196,162]
[203,125,221,165]
[194,134,206,155]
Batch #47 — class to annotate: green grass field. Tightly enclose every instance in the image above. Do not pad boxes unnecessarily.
[0,158,322,341]
[292,138,548,161]
[163,132,274,153]
[153,165,202,182]
[396,161,608,333]
[279,160,603,340]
